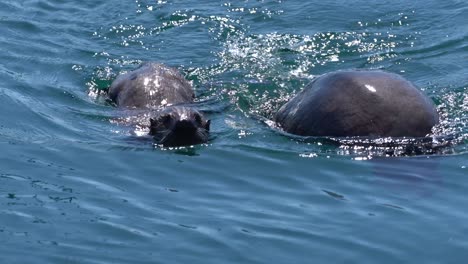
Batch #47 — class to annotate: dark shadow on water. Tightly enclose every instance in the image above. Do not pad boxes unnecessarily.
[369,156,444,200]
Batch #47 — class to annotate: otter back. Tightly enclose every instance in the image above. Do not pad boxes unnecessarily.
[109,62,194,108]
[275,70,439,138]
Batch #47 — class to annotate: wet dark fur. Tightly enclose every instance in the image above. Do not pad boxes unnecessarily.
[148,106,210,147]
[109,62,210,147]
[275,70,439,138]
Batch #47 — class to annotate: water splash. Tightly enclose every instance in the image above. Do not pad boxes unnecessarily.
[87,2,468,157]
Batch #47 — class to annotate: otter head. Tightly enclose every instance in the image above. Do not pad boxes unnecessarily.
[149,106,210,147]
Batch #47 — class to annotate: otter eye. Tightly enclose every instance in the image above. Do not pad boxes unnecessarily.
[194,113,202,124]
[159,114,172,127]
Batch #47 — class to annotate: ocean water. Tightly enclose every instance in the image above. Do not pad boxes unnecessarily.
[1,0,467,263]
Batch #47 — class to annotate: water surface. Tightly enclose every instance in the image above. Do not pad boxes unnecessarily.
[0,0,467,263]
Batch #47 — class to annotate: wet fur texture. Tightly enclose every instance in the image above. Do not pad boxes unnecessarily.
[109,62,210,146]
[148,106,210,147]
[275,70,439,138]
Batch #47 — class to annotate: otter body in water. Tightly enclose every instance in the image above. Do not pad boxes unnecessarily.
[109,62,210,147]
[275,70,439,138]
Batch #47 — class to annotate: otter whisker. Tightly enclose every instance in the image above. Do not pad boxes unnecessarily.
[158,130,174,144]
[196,129,209,140]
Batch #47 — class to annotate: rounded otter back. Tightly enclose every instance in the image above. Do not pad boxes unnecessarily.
[109,62,194,108]
[275,70,439,137]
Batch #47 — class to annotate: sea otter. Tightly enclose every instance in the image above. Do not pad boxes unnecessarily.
[108,62,210,147]
[275,70,439,138]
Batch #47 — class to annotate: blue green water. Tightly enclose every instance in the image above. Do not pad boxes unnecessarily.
[1,0,467,263]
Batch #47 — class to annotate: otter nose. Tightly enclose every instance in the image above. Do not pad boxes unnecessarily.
[174,120,196,132]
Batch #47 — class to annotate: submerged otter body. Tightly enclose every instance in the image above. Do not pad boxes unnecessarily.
[109,62,210,147]
[275,70,439,138]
